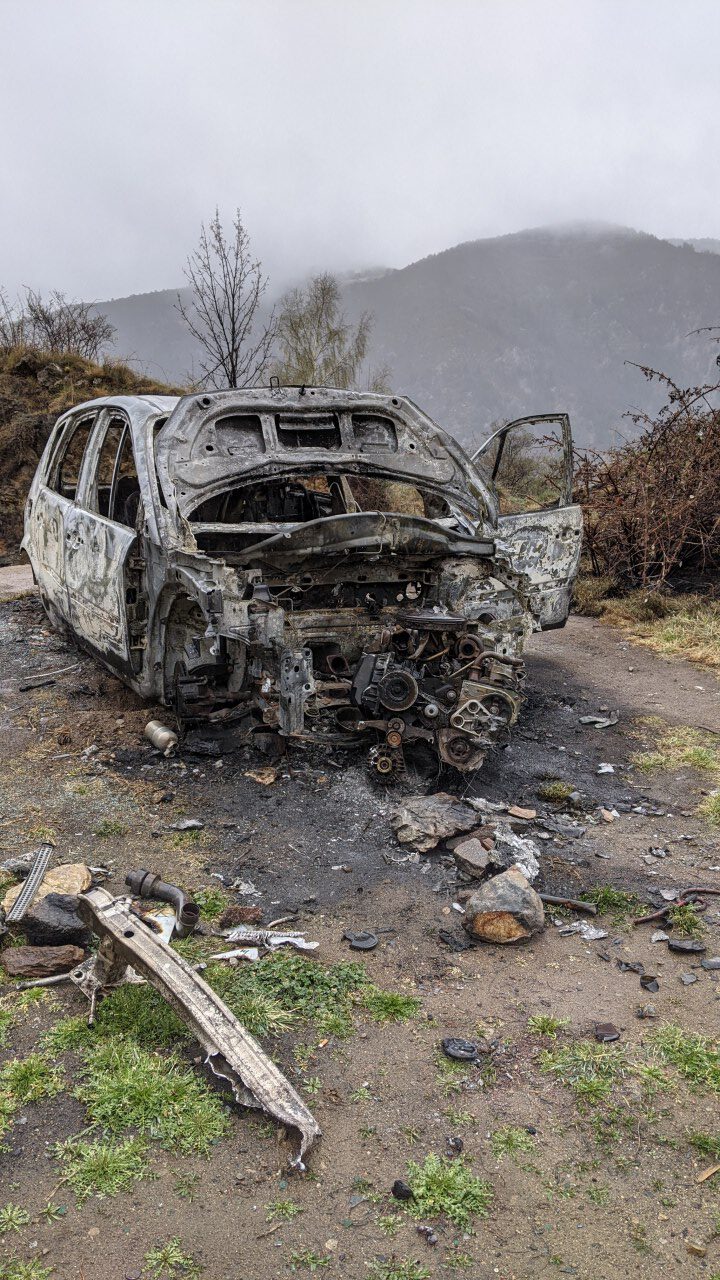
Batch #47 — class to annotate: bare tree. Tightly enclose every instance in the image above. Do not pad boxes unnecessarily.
[176,208,276,389]
[0,287,115,360]
[274,273,390,390]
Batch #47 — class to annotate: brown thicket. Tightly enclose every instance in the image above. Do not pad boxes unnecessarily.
[575,360,720,587]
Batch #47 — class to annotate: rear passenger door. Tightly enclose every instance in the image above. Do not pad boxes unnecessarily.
[24,411,96,620]
[63,413,143,668]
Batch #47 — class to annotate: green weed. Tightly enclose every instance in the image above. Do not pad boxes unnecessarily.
[173,1171,201,1202]
[266,1199,303,1222]
[377,1214,403,1236]
[53,1135,150,1201]
[0,1010,12,1047]
[580,885,643,925]
[0,1204,29,1233]
[537,780,574,803]
[0,1054,64,1103]
[193,886,229,921]
[687,1131,720,1158]
[539,1040,628,1105]
[0,1261,53,1279]
[649,1024,720,1092]
[289,1250,330,1272]
[527,1014,569,1038]
[143,1237,203,1278]
[75,1038,230,1153]
[699,791,720,825]
[490,1126,536,1160]
[93,818,127,838]
[667,903,706,938]
[361,989,420,1023]
[367,1263,430,1280]
[403,1154,493,1228]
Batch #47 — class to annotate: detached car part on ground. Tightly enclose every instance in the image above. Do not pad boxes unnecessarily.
[23,388,582,775]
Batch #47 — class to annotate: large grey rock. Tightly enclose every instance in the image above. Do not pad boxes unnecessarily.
[463,867,545,944]
[391,792,478,852]
[22,893,92,948]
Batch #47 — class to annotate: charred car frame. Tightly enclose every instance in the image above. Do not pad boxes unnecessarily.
[22,387,582,775]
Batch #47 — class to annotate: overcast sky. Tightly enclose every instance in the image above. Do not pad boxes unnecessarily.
[2,0,719,301]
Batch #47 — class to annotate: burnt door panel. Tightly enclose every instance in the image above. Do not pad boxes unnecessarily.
[63,506,137,663]
[472,414,582,629]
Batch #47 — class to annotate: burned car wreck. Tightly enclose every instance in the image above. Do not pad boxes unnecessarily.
[23,388,582,775]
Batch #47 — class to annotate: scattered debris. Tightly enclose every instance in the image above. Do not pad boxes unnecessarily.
[391,1180,414,1202]
[169,819,204,831]
[144,720,178,757]
[245,767,278,786]
[640,974,660,993]
[594,1022,620,1042]
[507,805,536,820]
[224,925,318,952]
[125,869,200,939]
[342,930,379,951]
[463,868,544,944]
[696,1165,720,1184]
[1,943,85,978]
[579,712,619,728]
[668,939,706,954]
[2,860,91,918]
[441,1037,489,1063]
[556,921,608,941]
[76,887,320,1165]
[701,957,720,971]
[636,1004,658,1019]
[4,842,54,923]
[597,763,615,774]
[651,930,670,943]
[540,894,598,916]
[680,973,698,985]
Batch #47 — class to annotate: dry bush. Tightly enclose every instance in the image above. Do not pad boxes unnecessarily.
[0,288,115,362]
[575,360,720,588]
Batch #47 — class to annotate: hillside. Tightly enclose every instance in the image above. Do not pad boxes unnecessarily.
[98,225,720,449]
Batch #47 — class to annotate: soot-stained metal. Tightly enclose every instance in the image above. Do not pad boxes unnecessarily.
[22,387,583,776]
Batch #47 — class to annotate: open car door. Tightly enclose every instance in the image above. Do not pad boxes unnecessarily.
[472,414,582,629]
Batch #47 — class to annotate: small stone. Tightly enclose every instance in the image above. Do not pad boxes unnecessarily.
[169,818,204,831]
[668,939,706,954]
[680,973,698,985]
[599,808,615,823]
[686,1242,706,1258]
[1,943,85,978]
[701,957,720,971]
[391,1179,414,1201]
[650,930,669,943]
[594,1022,620,1042]
[636,1003,658,1019]
[507,805,536,821]
[453,838,491,878]
[463,867,544,944]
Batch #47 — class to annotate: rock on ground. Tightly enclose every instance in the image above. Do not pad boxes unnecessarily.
[391,792,478,852]
[1,943,85,978]
[463,867,545,944]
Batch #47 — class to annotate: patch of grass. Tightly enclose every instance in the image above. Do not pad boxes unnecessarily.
[0,1261,53,1279]
[94,817,128,838]
[604,594,720,668]
[349,1084,372,1103]
[667,902,706,938]
[367,1262,430,1280]
[0,1204,30,1233]
[38,1203,63,1223]
[539,1040,629,1105]
[193,886,229,921]
[173,1171,201,1202]
[167,829,202,849]
[377,1214,403,1236]
[580,885,643,925]
[442,1250,474,1272]
[26,825,55,844]
[266,1199,303,1222]
[0,1010,13,1047]
[631,723,720,777]
[527,1013,569,1039]
[41,1015,93,1054]
[490,1126,536,1160]
[11,988,50,1009]
[44,985,189,1054]
[75,1038,230,1154]
[362,988,420,1023]
[53,1135,150,1201]
[204,950,371,1040]
[649,1024,720,1092]
[444,1105,474,1127]
[572,572,618,617]
[0,1054,64,1104]
[687,1131,720,1159]
[403,1154,493,1229]
[143,1237,203,1279]
[289,1250,330,1273]
[537,780,574,803]
[699,791,720,825]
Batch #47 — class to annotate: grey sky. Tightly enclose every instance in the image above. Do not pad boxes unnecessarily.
[2,0,719,300]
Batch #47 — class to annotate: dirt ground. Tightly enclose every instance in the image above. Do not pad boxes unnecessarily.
[1,579,719,1280]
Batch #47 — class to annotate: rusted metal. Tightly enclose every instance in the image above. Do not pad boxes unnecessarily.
[22,389,582,775]
[75,887,321,1165]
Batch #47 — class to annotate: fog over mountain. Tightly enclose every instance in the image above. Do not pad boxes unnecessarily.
[98,224,720,450]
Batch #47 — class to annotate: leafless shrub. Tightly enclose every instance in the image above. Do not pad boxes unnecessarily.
[0,287,115,361]
[176,208,276,389]
[575,361,720,587]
